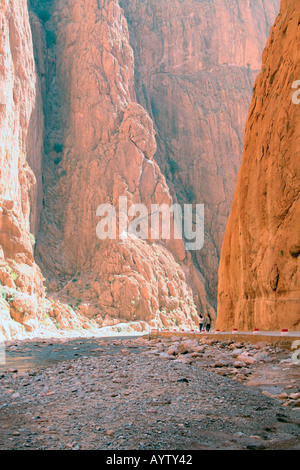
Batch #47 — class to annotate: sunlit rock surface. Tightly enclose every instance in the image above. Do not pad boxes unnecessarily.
[217,0,300,331]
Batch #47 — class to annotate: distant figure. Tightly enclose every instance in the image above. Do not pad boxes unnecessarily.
[199,314,204,333]
[206,314,211,332]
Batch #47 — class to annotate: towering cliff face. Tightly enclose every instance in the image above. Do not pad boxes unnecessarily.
[0,0,96,340]
[0,0,45,337]
[28,0,208,332]
[120,0,280,307]
[217,0,300,331]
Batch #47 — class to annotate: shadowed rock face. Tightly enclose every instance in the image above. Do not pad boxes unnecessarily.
[217,0,300,331]
[120,0,280,307]
[30,0,209,331]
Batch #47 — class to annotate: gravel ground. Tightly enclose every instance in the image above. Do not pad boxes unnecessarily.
[0,336,299,450]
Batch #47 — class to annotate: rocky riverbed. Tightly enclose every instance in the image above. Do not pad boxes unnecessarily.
[0,335,299,450]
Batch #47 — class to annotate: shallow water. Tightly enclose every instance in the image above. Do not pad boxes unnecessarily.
[0,336,142,372]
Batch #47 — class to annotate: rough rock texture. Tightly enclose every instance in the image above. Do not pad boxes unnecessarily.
[0,0,110,339]
[30,0,208,332]
[0,0,45,338]
[217,0,300,331]
[120,0,280,307]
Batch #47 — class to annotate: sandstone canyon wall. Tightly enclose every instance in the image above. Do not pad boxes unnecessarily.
[30,0,208,334]
[120,0,280,308]
[217,0,300,331]
[0,0,45,338]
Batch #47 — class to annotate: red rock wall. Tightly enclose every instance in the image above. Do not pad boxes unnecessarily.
[0,0,46,338]
[120,0,280,307]
[216,0,300,331]
[31,0,208,331]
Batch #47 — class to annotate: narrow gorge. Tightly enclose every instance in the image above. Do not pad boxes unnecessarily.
[2,0,295,341]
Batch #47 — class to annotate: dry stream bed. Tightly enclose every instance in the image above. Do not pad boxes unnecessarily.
[0,335,299,450]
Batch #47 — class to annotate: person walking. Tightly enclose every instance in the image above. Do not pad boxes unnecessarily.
[206,314,211,332]
[199,314,204,333]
